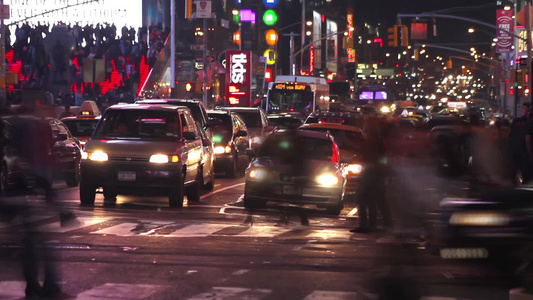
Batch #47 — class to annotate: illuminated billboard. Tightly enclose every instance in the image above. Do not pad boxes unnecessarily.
[6,0,142,40]
[225,50,251,107]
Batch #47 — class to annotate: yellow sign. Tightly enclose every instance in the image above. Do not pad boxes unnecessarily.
[263,49,276,65]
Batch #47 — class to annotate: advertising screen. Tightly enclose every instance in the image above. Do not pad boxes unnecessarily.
[6,0,142,41]
[359,91,374,100]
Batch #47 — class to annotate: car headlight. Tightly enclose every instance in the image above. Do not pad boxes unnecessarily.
[247,168,268,180]
[83,151,108,161]
[214,146,232,154]
[315,174,339,187]
[345,163,363,175]
[449,211,510,226]
[148,154,179,163]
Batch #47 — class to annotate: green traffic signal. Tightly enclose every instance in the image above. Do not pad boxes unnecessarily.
[263,10,278,26]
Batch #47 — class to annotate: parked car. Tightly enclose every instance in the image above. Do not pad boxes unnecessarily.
[216,107,272,150]
[0,115,82,194]
[244,129,346,215]
[80,104,205,207]
[207,110,250,177]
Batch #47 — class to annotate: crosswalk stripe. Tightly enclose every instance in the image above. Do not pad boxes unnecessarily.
[303,290,363,300]
[0,281,26,300]
[234,225,292,237]
[0,281,479,300]
[76,283,168,299]
[185,287,271,300]
[162,224,230,237]
[305,229,352,241]
[91,222,139,236]
[35,217,107,233]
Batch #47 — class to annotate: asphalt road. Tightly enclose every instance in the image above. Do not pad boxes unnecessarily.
[0,177,518,300]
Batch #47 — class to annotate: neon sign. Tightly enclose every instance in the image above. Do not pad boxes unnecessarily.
[226,50,251,106]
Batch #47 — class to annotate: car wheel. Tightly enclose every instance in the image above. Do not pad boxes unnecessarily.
[204,165,215,190]
[80,183,96,206]
[186,169,202,202]
[169,177,184,208]
[326,199,344,215]
[243,195,266,209]
[0,163,9,195]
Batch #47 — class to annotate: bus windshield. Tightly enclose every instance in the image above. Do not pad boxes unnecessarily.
[267,89,314,115]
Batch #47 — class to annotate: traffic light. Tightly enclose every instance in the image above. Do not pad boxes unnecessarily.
[265,29,278,46]
[265,67,274,82]
[517,69,526,88]
[447,59,453,69]
[388,26,398,47]
[261,0,280,49]
[399,25,409,47]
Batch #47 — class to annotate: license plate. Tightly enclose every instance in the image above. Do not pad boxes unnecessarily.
[283,185,300,195]
[118,171,136,181]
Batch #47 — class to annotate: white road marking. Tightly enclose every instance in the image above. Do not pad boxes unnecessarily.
[346,207,358,217]
[185,287,271,300]
[162,224,229,237]
[232,269,249,276]
[0,281,26,300]
[92,223,139,236]
[303,291,363,300]
[235,225,291,237]
[201,183,245,199]
[35,217,107,233]
[75,283,167,299]
[305,229,352,241]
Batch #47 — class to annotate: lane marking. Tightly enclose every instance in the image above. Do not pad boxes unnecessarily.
[92,223,139,236]
[186,287,271,300]
[162,224,230,237]
[346,207,358,217]
[235,225,292,238]
[76,283,168,299]
[35,217,107,233]
[232,269,249,276]
[303,291,362,300]
[201,183,245,199]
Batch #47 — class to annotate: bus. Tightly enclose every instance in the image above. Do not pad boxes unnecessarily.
[266,75,330,117]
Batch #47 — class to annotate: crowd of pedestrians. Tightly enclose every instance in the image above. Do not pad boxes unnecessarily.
[5,21,170,110]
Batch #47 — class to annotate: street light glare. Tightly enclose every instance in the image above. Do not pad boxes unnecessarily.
[468,28,475,33]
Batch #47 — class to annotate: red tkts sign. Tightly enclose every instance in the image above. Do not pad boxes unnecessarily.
[225,50,252,106]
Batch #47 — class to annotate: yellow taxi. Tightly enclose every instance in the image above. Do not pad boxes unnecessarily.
[299,123,366,196]
[60,101,101,147]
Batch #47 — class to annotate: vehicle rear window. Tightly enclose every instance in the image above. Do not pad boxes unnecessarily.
[207,114,233,143]
[94,110,181,140]
[300,128,365,151]
[63,119,99,137]
[258,134,333,161]
[234,111,262,128]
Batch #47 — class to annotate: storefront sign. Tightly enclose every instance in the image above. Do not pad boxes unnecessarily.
[225,50,251,106]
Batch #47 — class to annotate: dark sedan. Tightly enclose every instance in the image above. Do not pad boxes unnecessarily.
[0,115,81,194]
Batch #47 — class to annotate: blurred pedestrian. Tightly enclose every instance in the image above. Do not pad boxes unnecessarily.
[351,116,392,233]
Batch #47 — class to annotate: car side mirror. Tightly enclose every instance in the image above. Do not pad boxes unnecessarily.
[235,130,247,137]
[206,117,222,127]
[183,131,197,141]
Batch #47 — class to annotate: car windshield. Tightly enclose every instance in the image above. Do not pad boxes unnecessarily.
[94,110,181,140]
[300,128,365,151]
[62,119,99,137]
[207,114,233,144]
[257,134,333,161]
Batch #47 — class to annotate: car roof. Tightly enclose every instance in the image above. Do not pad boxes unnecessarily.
[308,111,359,118]
[219,107,261,112]
[61,115,101,121]
[299,123,364,133]
[270,128,332,140]
[136,99,202,104]
[106,103,189,112]
[207,110,232,115]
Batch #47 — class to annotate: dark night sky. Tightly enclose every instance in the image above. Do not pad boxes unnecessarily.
[349,0,499,58]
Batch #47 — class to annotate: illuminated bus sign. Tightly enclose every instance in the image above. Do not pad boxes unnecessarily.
[225,50,251,106]
[273,83,308,91]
